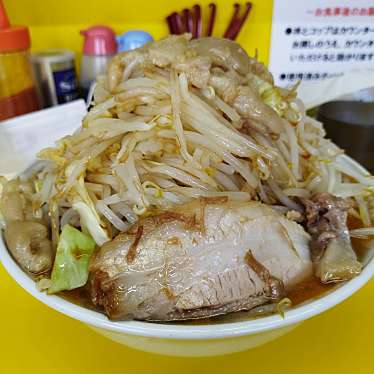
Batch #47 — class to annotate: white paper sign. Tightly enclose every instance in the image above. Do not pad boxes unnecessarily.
[269,0,374,86]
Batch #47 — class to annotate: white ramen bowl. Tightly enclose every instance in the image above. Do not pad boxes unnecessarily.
[1,229,373,357]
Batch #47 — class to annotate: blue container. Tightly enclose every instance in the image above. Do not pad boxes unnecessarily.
[116,30,154,52]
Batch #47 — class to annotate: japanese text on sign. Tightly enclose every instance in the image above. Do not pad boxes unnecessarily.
[269,0,374,86]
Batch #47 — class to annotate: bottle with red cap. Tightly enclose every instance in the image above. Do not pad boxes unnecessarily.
[80,25,117,100]
[0,0,39,120]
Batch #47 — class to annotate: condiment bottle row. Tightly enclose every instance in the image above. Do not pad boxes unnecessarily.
[0,0,153,120]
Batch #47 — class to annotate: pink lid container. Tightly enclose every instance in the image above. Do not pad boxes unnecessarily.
[80,25,117,56]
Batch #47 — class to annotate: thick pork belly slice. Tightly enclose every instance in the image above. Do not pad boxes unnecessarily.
[89,201,312,321]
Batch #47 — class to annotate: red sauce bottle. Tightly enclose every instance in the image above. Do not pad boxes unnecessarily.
[0,0,39,121]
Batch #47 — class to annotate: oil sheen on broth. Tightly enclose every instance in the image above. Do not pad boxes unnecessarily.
[60,229,369,323]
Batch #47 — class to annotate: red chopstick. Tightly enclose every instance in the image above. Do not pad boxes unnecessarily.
[174,12,184,34]
[182,8,193,33]
[167,12,184,34]
[223,3,241,38]
[206,3,216,36]
[228,2,252,40]
[166,14,176,34]
[192,4,202,38]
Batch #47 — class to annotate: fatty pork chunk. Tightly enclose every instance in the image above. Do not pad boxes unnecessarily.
[89,199,312,321]
[302,193,362,283]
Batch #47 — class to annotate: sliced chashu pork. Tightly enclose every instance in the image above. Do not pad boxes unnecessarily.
[89,200,312,321]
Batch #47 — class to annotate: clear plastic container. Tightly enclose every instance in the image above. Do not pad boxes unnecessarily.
[80,26,117,100]
[80,54,113,98]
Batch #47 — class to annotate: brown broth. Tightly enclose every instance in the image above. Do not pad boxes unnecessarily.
[58,274,339,323]
[287,275,334,305]
[59,287,99,312]
[60,224,371,322]
[348,215,370,261]
[351,237,369,262]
